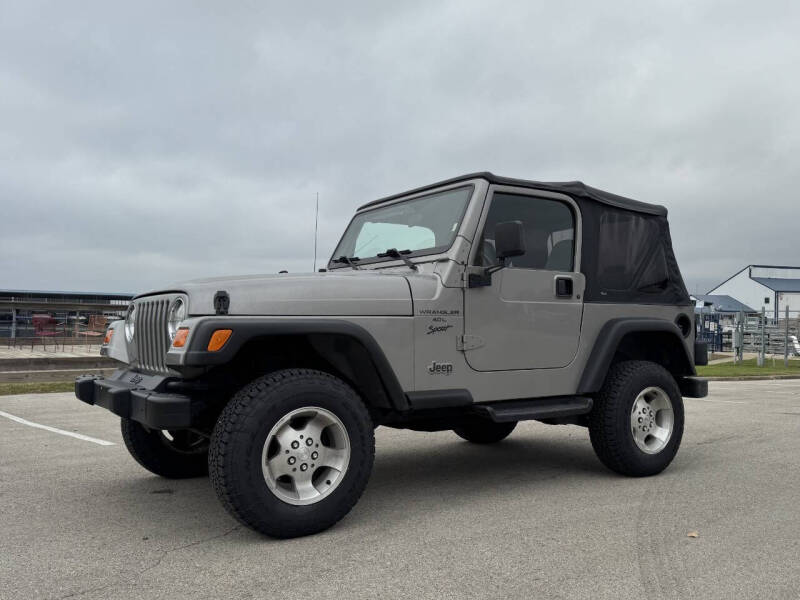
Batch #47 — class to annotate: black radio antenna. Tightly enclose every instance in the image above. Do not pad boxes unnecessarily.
[313,192,319,271]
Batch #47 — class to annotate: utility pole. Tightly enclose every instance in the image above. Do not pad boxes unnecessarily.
[758,306,766,367]
[733,311,743,365]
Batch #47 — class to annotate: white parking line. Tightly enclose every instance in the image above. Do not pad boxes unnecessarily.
[0,410,115,446]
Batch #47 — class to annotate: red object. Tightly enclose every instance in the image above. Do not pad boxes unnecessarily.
[31,314,61,350]
[32,315,59,337]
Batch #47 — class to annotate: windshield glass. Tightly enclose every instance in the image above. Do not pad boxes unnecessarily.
[331,186,473,265]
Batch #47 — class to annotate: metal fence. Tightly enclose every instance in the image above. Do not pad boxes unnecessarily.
[1,308,126,350]
[698,307,800,365]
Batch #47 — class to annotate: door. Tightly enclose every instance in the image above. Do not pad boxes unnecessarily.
[464,187,584,371]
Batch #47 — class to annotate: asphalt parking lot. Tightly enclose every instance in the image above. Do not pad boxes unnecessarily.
[1,381,799,600]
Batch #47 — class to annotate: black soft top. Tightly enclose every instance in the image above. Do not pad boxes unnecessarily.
[358,171,688,305]
[359,172,667,216]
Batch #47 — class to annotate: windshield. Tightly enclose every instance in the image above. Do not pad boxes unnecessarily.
[331,186,473,266]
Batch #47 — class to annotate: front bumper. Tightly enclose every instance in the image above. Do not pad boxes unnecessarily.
[75,370,193,429]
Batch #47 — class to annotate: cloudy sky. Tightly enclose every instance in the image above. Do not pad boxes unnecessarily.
[2,0,798,295]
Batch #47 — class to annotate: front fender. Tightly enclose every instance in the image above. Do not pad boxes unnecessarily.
[165,316,408,410]
[101,319,129,364]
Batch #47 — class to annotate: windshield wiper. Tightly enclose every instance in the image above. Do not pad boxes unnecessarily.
[377,248,418,271]
[331,255,362,270]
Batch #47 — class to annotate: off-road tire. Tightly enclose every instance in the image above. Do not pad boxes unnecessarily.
[453,419,517,444]
[209,369,374,538]
[589,360,684,477]
[120,419,209,478]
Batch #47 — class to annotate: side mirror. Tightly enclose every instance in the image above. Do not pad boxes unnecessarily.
[468,221,527,288]
[494,221,526,261]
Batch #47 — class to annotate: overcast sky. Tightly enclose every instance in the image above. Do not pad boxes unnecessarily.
[2,0,798,295]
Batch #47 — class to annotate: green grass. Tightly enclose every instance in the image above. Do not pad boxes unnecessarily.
[0,381,75,396]
[697,358,800,378]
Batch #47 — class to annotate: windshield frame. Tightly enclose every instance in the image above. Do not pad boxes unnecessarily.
[328,183,475,270]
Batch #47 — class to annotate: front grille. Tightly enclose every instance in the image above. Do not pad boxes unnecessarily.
[133,295,173,374]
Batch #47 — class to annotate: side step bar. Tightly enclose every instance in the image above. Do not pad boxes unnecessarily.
[472,396,593,423]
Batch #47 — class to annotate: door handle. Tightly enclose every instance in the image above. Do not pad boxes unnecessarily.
[555,277,573,298]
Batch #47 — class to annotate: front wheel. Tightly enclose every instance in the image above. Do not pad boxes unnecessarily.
[589,360,684,477]
[209,369,374,538]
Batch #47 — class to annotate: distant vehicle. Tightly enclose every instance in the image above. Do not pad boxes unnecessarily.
[76,173,707,538]
[790,335,800,356]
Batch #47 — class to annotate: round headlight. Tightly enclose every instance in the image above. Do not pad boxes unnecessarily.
[124,304,136,343]
[167,298,187,341]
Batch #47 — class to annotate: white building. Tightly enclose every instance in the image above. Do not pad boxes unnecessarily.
[707,265,800,319]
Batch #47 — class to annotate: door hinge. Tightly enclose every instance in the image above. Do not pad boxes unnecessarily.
[457,334,485,351]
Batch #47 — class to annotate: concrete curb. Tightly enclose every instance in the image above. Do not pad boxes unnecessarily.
[0,368,117,384]
[0,356,119,372]
[704,375,800,382]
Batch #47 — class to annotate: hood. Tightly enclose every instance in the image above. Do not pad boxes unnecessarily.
[142,271,414,316]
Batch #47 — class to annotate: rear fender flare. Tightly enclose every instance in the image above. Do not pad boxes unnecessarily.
[578,318,695,394]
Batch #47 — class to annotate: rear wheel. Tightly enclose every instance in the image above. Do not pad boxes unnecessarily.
[120,419,209,478]
[453,418,517,444]
[209,369,374,538]
[589,360,684,477]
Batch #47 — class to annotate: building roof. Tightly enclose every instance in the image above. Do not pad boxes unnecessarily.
[707,264,800,294]
[748,264,800,270]
[751,278,800,292]
[0,289,133,298]
[359,172,667,215]
[693,294,755,313]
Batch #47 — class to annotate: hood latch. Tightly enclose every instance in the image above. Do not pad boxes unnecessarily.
[213,290,230,315]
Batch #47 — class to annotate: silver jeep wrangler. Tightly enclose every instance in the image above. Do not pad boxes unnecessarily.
[76,172,708,538]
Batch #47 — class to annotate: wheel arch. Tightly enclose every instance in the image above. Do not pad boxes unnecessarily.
[578,318,696,394]
[171,318,409,412]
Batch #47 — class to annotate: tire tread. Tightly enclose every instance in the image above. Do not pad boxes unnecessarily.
[120,419,208,479]
[208,369,374,538]
[589,360,683,477]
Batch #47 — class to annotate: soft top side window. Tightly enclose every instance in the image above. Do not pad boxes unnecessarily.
[596,212,669,292]
[476,193,575,271]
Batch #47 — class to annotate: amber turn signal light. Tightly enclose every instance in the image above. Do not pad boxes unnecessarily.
[172,328,190,348]
[103,329,114,345]
[207,329,232,352]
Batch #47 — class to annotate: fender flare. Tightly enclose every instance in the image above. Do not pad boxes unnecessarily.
[167,317,409,411]
[577,318,695,394]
